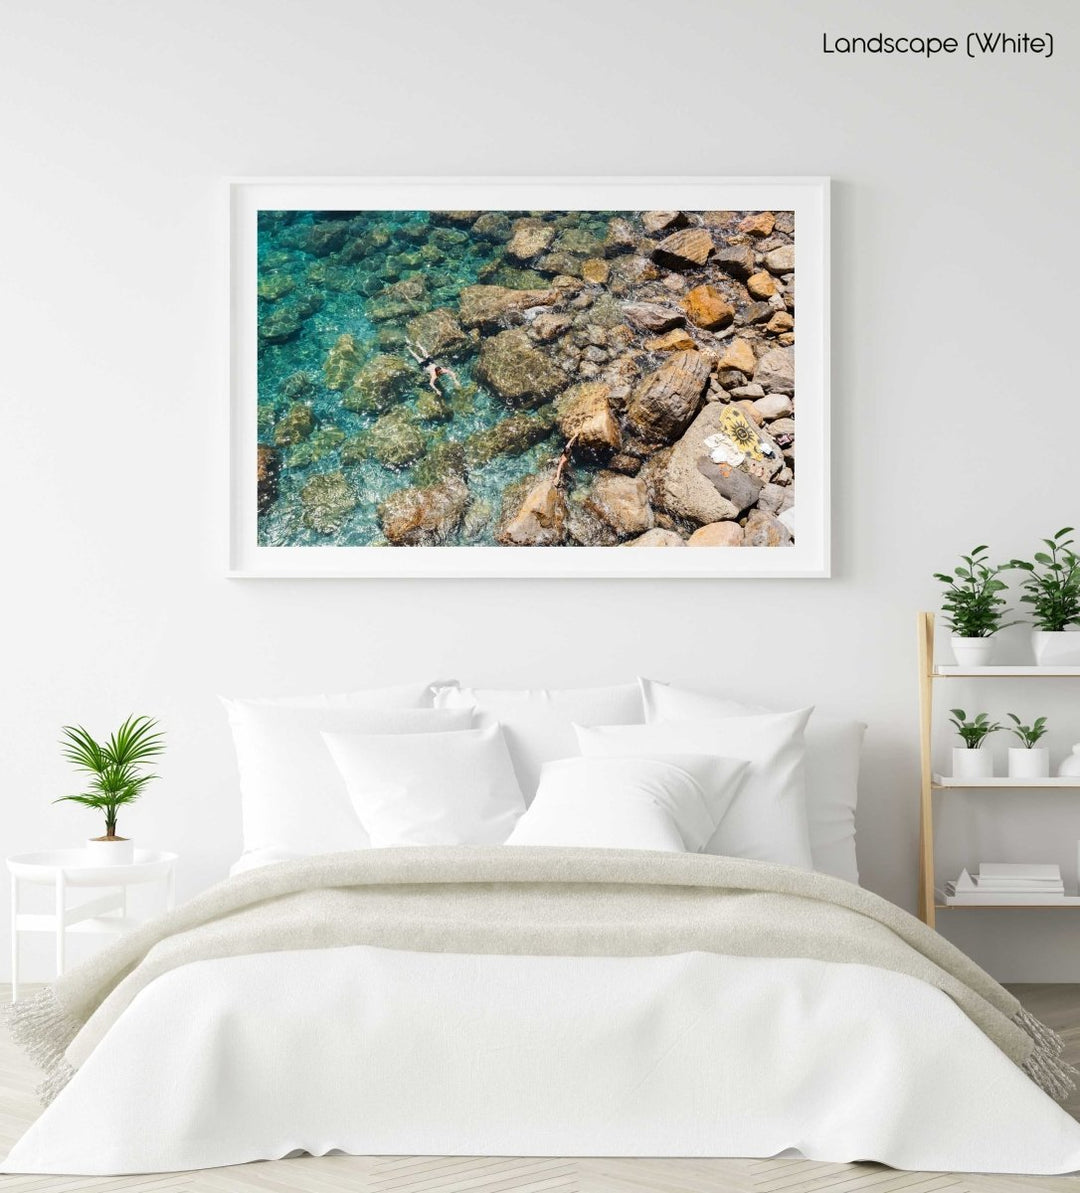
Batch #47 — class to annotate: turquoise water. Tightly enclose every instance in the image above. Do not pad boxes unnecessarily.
[256,209,622,546]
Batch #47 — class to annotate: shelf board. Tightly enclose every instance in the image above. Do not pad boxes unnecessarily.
[933,665,1080,677]
[933,774,1080,789]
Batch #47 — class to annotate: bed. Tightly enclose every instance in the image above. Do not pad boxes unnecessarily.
[5,679,1080,1177]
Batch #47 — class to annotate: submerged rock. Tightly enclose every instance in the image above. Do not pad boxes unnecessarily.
[301,221,350,257]
[624,350,710,443]
[258,272,296,302]
[652,227,714,269]
[506,217,556,262]
[300,471,356,535]
[555,381,621,453]
[413,441,467,487]
[471,212,513,242]
[378,477,469,545]
[258,304,304,344]
[622,302,684,333]
[405,307,470,359]
[475,329,566,408]
[342,354,413,414]
[642,211,687,235]
[256,445,280,514]
[529,312,573,343]
[464,407,558,466]
[284,425,346,469]
[272,403,314,447]
[458,285,558,329]
[324,333,362,391]
[603,217,638,255]
[496,472,568,547]
[681,284,735,330]
[367,409,428,469]
[584,473,654,537]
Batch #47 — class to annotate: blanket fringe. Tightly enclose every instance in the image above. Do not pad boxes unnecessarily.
[3,987,80,1106]
[1014,1006,1077,1101]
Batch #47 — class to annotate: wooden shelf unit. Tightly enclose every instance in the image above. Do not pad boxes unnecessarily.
[917,611,1080,928]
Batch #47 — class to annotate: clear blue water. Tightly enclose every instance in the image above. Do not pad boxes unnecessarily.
[256,209,619,546]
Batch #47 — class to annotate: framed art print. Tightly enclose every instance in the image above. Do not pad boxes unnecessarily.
[228,177,829,577]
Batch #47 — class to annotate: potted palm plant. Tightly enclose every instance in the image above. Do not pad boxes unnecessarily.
[55,715,165,865]
[949,709,1001,780]
[934,545,1016,667]
[1006,714,1050,779]
[1009,528,1080,666]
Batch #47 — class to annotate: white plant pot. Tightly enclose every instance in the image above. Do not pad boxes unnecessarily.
[952,747,994,780]
[1058,745,1080,778]
[951,636,994,667]
[84,837,134,866]
[1008,747,1050,779]
[1032,629,1080,667]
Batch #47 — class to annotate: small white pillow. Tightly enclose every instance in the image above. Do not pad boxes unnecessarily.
[639,678,866,883]
[505,755,749,852]
[433,683,644,800]
[324,723,526,847]
[575,708,813,869]
[222,700,473,857]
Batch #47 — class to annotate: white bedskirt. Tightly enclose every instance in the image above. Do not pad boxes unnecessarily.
[5,946,1080,1175]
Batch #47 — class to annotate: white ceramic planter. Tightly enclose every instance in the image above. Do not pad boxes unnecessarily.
[1032,629,1080,666]
[1059,745,1080,778]
[951,636,994,667]
[84,837,135,866]
[952,747,994,780]
[1008,747,1050,779]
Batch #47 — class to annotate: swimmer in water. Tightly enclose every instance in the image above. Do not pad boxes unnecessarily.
[406,340,460,394]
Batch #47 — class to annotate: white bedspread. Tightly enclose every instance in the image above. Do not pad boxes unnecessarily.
[5,946,1080,1176]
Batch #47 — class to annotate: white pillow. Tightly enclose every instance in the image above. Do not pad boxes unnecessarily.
[575,708,813,869]
[433,683,644,799]
[639,678,866,884]
[324,723,526,847]
[222,699,473,856]
[505,755,749,852]
[239,681,446,710]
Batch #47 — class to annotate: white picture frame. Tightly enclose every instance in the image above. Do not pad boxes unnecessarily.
[229,177,830,578]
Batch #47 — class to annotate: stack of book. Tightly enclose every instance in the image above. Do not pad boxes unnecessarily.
[941,863,1070,905]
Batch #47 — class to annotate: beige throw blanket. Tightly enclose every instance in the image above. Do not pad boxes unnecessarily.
[8,846,1076,1104]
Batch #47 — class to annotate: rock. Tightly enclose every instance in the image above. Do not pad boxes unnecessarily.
[747,271,779,299]
[717,338,757,375]
[556,381,621,453]
[753,347,796,394]
[737,212,776,238]
[744,508,793,546]
[624,528,686,547]
[608,255,662,288]
[729,383,765,399]
[258,272,296,302]
[681,284,735,330]
[279,370,314,399]
[437,210,481,226]
[622,302,685,333]
[413,441,467,487]
[506,218,556,262]
[496,473,568,546]
[642,211,686,235]
[717,369,749,389]
[377,477,469,545]
[736,400,763,426]
[405,307,469,359]
[584,473,654,537]
[625,350,710,443]
[256,445,280,514]
[652,227,714,269]
[415,389,452,422]
[476,329,566,408]
[458,285,558,329]
[644,328,697,352]
[764,245,796,273]
[471,212,512,242]
[342,354,413,413]
[766,311,795,334]
[529,312,573,343]
[301,221,350,256]
[284,425,345,469]
[534,251,585,277]
[688,522,744,547]
[603,217,638,254]
[657,404,742,526]
[464,407,557,466]
[301,472,356,535]
[461,499,493,541]
[713,245,756,279]
[754,393,793,420]
[777,332,795,347]
[272,403,314,446]
[324,333,362,390]
[758,481,794,515]
[607,452,643,475]
[368,409,428,469]
[259,304,304,344]
[740,301,774,325]
[581,258,610,284]
[696,455,763,513]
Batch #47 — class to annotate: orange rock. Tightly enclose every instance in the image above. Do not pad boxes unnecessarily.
[681,284,735,330]
[688,522,744,547]
[738,212,776,238]
[766,311,795,333]
[644,328,697,352]
[736,400,763,426]
[717,338,757,375]
[747,271,778,299]
[581,257,610,284]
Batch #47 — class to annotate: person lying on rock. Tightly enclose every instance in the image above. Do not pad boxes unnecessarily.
[406,340,460,394]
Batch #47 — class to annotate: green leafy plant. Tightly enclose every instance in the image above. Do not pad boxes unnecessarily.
[933,545,1017,638]
[948,709,1002,750]
[1006,714,1048,749]
[54,715,165,839]
[1009,528,1080,632]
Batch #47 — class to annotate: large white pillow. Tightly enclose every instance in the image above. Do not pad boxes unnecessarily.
[240,681,445,710]
[222,698,473,857]
[324,723,526,847]
[575,708,813,868]
[433,683,645,799]
[639,678,865,884]
[505,755,749,853]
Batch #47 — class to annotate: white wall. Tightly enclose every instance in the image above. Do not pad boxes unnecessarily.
[1,0,1077,981]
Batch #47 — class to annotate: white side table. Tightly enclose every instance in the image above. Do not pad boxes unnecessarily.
[8,849,177,1002]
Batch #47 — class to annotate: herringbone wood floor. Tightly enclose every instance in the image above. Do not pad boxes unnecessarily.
[1,984,1077,1193]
